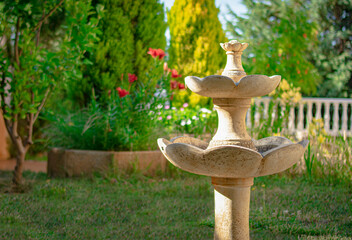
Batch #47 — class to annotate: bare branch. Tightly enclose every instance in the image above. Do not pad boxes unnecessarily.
[14,17,21,66]
[33,0,65,32]
[25,91,35,147]
[33,87,51,123]
[10,113,25,154]
[35,8,46,47]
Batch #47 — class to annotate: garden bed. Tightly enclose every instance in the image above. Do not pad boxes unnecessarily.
[47,148,167,177]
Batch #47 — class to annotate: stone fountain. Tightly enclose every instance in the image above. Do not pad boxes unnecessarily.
[157,40,308,240]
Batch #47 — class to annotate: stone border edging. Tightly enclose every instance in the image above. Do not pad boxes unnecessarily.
[48,148,167,177]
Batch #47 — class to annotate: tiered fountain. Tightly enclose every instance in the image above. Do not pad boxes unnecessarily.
[158,40,308,240]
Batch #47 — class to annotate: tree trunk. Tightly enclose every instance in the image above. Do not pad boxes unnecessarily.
[12,151,26,185]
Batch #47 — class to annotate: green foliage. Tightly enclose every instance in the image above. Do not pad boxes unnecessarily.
[310,0,352,97]
[168,0,227,77]
[0,0,100,123]
[159,103,217,138]
[226,0,321,95]
[0,0,101,183]
[45,56,171,151]
[75,0,167,106]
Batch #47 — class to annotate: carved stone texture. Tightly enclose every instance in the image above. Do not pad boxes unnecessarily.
[220,40,248,82]
[158,136,308,178]
[157,40,309,240]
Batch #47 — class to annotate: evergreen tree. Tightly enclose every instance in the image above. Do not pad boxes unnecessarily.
[311,0,352,97]
[76,0,167,105]
[168,0,227,78]
[226,0,321,95]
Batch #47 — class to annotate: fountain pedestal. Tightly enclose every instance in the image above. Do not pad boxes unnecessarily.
[158,40,309,240]
[213,177,253,240]
[208,98,255,150]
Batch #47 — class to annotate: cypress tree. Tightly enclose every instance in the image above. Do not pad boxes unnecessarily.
[78,0,167,105]
[168,0,227,77]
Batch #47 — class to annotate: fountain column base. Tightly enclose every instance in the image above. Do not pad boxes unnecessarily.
[212,177,254,240]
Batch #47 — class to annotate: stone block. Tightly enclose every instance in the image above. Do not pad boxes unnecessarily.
[47,148,167,177]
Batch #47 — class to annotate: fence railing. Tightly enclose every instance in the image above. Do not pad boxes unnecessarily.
[247,97,352,137]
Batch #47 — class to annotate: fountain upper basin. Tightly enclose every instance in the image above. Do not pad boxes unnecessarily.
[185,74,281,98]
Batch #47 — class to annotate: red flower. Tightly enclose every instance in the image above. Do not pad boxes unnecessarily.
[147,48,158,58]
[116,87,129,98]
[178,83,185,89]
[170,80,178,90]
[147,48,165,60]
[171,69,182,78]
[303,33,307,38]
[128,73,137,83]
[156,49,165,60]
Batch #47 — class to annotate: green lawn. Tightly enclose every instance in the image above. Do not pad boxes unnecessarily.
[0,171,351,240]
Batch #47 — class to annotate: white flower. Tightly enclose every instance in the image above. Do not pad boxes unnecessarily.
[157,104,163,109]
[200,108,212,113]
[202,114,206,118]
[192,116,199,120]
[172,107,176,110]
[186,119,192,125]
[154,89,167,98]
[181,120,186,126]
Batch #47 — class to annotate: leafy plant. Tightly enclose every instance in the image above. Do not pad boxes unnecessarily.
[158,103,217,139]
[249,79,302,139]
[0,0,101,185]
[44,49,173,151]
[304,143,317,179]
[74,0,167,106]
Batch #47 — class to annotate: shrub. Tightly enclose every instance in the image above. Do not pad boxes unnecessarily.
[45,49,172,151]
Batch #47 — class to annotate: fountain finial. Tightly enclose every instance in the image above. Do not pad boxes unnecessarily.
[220,40,249,82]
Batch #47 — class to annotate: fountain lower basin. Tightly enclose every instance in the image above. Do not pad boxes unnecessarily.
[158,136,308,178]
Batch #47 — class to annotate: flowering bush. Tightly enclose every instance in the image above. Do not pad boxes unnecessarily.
[157,103,217,138]
[45,48,174,151]
[250,79,303,139]
[269,79,302,105]
[46,46,220,150]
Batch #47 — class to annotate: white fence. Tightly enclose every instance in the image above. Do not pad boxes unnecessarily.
[247,97,352,137]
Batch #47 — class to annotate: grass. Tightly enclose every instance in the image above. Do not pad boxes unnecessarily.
[1,170,351,240]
